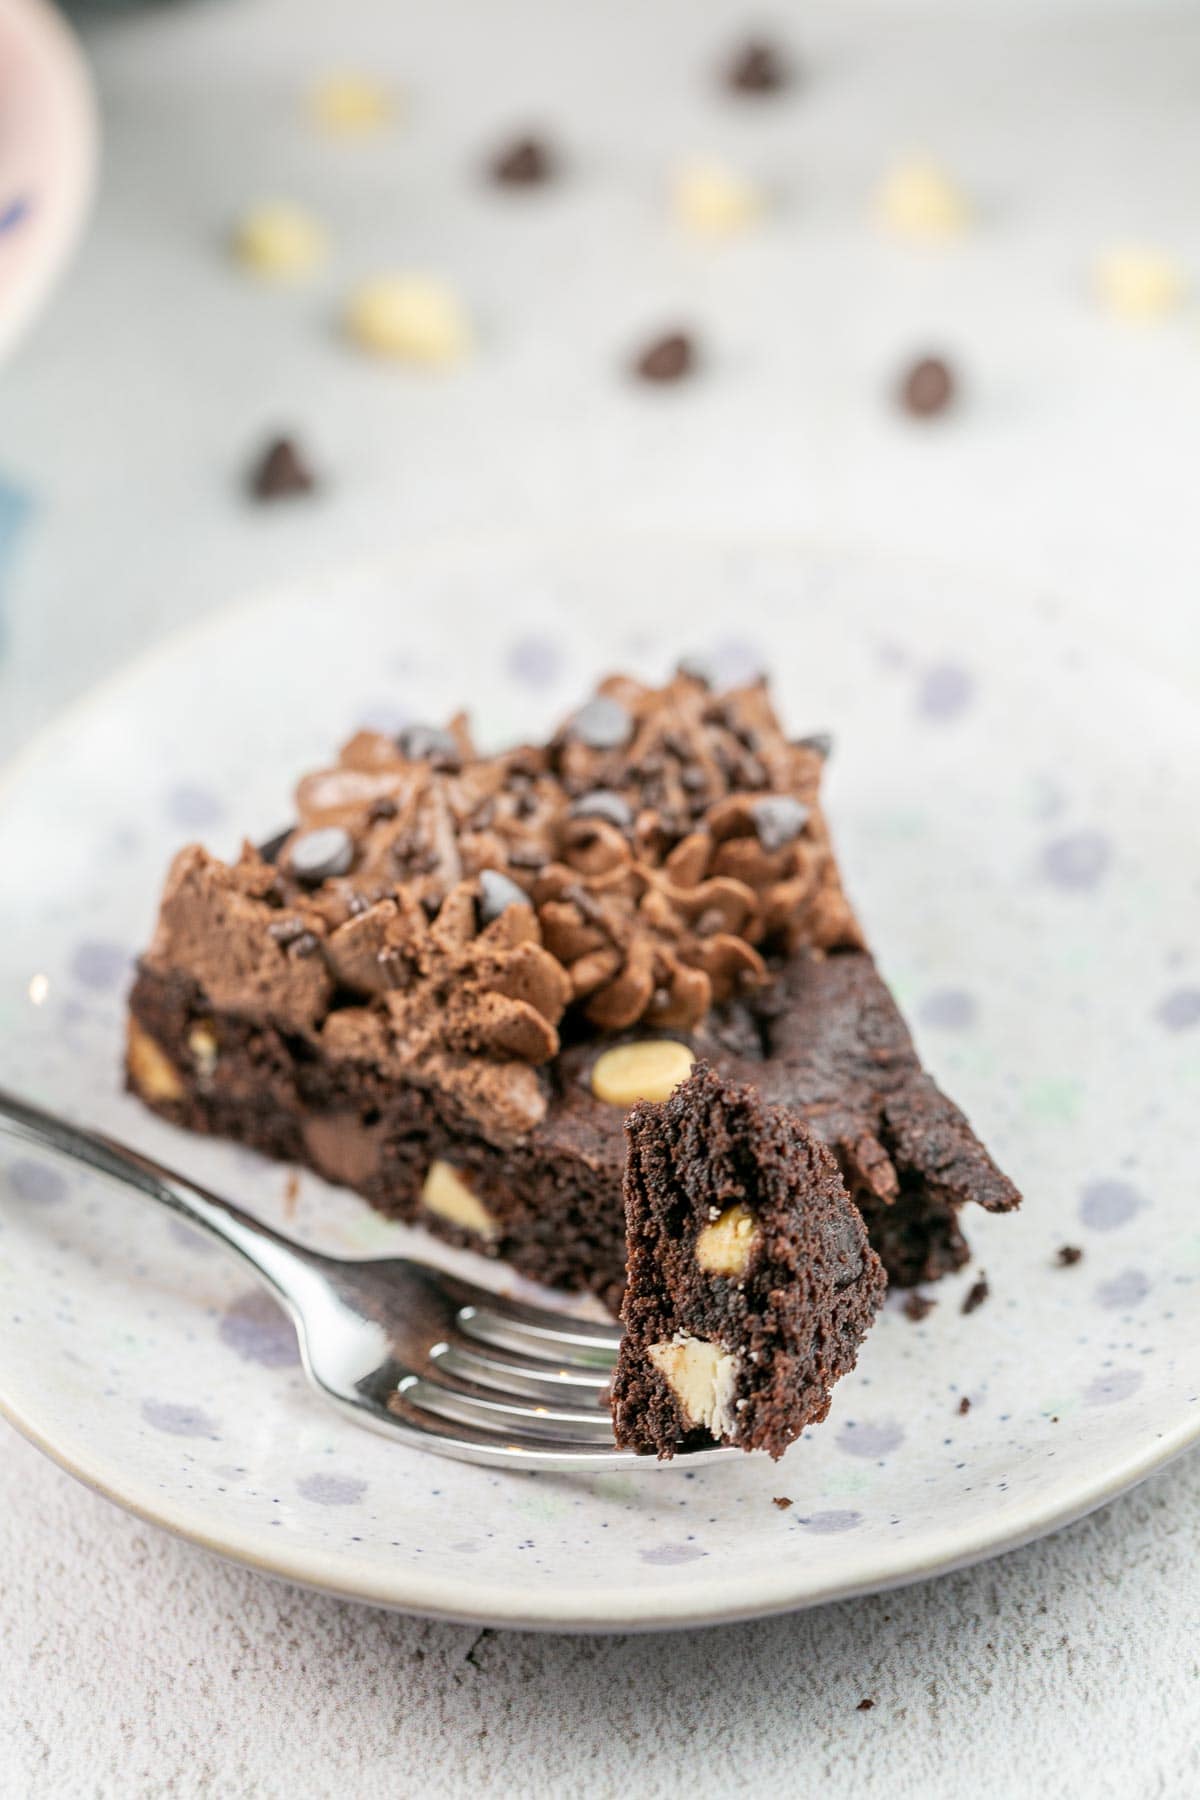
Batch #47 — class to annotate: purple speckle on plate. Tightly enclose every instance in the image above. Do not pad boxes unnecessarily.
[5,1157,68,1204]
[1095,1269,1150,1311]
[166,783,225,830]
[1082,1368,1143,1407]
[0,197,31,235]
[141,1398,221,1438]
[297,1472,368,1506]
[639,1543,708,1565]
[506,634,562,688]
[218,1290,300,1368]
[916,662,974,722]
[1040,830,1111,892]
[1156,988,1200,1032]
[1079,1178,1145,1232]
[836,1420,905,1459]
[798,1510,863,1534]
[70,939,130,991]
[919,988,977,1031]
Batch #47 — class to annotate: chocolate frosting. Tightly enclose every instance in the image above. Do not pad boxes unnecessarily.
[144,672,862,1142]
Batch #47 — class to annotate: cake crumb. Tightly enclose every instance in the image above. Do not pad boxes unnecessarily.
[857,1697,876,1712]
[962,1274,990,1315]
[282,1170,300,1217]
[903,1291,936,1322]
[772,1496,793,1510]
[1056,1245,1083,1267]
[958,1396,971,1415]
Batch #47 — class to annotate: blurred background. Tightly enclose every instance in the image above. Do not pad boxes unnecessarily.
[1,0,1199,759]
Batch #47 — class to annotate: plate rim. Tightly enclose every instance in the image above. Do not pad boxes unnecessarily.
[3,527,1199,1631]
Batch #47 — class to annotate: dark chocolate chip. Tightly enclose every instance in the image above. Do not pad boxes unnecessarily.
[796,730,834,760]
[257,826,294,866]
[569,695,633,750]
[1056,1244,1083,1267]
[288,826,354,885]
[477,868,528,926]
[249,436,315,501]
[726,39,790,95]
[569,789,634,830]
[899,356,956,419]
[396,724,462,769]
[490,135,556,186]
[752,795,811,853]
[633,331,696,384]
[961,1274,990,1315]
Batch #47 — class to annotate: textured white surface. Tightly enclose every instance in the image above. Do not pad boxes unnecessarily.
[1,0,1199,1793]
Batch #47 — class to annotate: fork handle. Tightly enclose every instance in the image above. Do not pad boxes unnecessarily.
[0,1084,330,1312]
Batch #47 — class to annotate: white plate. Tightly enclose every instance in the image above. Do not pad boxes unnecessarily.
[0,0,97,361]
[1,536,1197,1631]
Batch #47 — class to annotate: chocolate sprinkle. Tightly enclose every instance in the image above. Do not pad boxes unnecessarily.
[726,39,790,95]
[396,724,462,769]
[478,868,528,926]
[569,696,633,750]
[490,135,555,186]
[961,1274,990,1315]
[249,436,315,501]
[633,331,696,384]
[1056,1244,1084,1267]
[569,790,634,830]
[288,826,354,885]
[900,357,956,419]
[752,795,811,853]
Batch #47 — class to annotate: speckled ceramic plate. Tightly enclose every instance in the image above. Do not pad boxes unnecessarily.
[1,536,1197,1631]
[0,0,97,361]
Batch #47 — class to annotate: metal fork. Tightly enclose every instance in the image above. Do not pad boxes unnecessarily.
[0,1086,732,1471]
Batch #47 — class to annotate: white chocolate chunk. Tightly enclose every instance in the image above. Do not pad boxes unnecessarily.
[1094,247,1186,320]
[591,1041,695,1107]
[673,160,763,236]
[127,1021,184,1103]
[875,158,970,240]
[345,275,471,364]
[695,1203,759,1276]
[232,203,328,280]
[421,1160,497,1238]
[648,1333,742,1438]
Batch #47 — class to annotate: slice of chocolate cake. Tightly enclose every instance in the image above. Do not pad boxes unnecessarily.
[612,1065,886,1458]
[126,667,1019,1310]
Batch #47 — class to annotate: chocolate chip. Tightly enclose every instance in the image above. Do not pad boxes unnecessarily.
[490,135,556,186]
[796,731,834,760]
[903,1292,936,1322]
[288,826,354,885]
[899,356,956,419]
[856,1698,875,1713]
[249,436,316,501]
[1056,1244,1084,1267]
[961,1274,990,1315]
[396,724,462,769]
[478,868,528,926]
[569,696,633,750]
[256,826,294,865]
[752,796,811,853]
[569,790,634,830]
[726,39,790,95]
[633,331,696,384]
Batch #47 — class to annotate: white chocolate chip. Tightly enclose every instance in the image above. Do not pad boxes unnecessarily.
[590,1041,695,1107]
[127,1021,184,1104]
[648,1333,742,1438]
[421,1160,497,1238]
[673,160,763,236]
[875,158,970,240]
[345,275,471,364]
[232,203,328,280]
[187,1022,219,1082]
[308,73,395,136]
[695,1203,760,1276]
[1094,247,1186,320]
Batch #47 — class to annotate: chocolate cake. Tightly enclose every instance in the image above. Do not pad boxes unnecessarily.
[611,1065,886,1457]
[126,667,1019,1312]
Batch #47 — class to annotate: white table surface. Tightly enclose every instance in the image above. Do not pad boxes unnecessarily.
[2,2,1199,1794]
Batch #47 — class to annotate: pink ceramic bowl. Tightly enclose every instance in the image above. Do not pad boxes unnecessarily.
[0,0,97,360]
